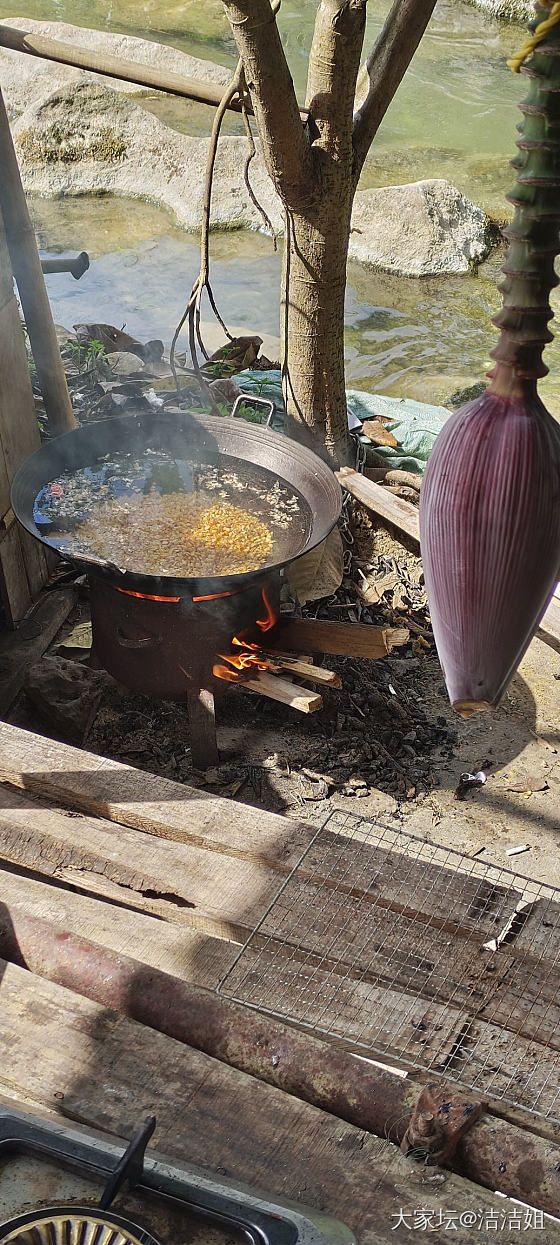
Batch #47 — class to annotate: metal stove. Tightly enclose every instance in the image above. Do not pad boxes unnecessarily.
[0,1105,355,1245]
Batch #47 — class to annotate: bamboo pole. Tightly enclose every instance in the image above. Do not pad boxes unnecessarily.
[0,87,75,435]
[0,24,308,120]
[0,24,244,112]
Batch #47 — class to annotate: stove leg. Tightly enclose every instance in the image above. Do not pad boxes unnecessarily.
[186,687,219,771]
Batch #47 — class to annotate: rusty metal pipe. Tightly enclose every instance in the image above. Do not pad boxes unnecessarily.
[0,903,559,1217]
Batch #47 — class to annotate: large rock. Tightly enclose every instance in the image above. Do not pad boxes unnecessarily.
[13,82,498,276]
[0,18,230,116]
[349,180,497,276]
[13,81,284,234]
[25,654,114,741]
[465,0,531,19]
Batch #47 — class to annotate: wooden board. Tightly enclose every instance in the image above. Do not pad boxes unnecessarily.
[272,618,409,658]
[0,783,285,941]
[0,866,239,988]
[336,467,420,543]
[0,961,542,1244]
[251,872,515,1010]
[479,959,560,1050]
[0,782,519,1032]
[301,824,522,941]
[0,722,316,868]
[538,592,560,652]
[222,942,469,1069]
[0,732,523,966]
[504,897,560,964]
[0,726,523,944]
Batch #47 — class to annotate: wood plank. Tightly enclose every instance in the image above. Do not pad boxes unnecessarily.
[0,783,517,1024]
[0,724,522,948]
[0,866,238,988]
[0,587,76,714]
[446,1015,560,1121]
[0,722,316,867]
[0,784,282,941]
[258,653,342,686]
[237,872,514,1012]
[480,960,560,1050]
[273,618,409,658]
[0,523,32,625]
[336,467,420,542]
[0,726,524,945]
[504,897,560,966]
[0,962,537,1243]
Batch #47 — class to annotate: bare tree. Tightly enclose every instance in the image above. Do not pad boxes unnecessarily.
[220,0,438,465]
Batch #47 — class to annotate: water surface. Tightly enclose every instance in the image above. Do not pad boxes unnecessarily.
[8,1,560,412]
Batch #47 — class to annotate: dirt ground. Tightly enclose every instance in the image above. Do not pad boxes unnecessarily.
[10,498,560,892]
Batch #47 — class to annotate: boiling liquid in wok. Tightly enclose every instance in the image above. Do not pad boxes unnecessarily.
[34,450,309,578]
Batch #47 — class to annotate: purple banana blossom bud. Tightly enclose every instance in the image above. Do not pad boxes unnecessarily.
[420,3,560,716]
[419,386,560,716]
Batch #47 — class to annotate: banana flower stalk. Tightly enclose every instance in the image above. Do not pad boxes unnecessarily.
[420,0,560,716]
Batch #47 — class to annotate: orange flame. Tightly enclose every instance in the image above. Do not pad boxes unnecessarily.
[213,646,269,681]
[213,584,278,682]
[256,584,276,632]
[116,587,180,603]
[192,589,240,603]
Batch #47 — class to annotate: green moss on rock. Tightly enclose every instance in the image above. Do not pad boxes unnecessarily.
[18,123,127,164]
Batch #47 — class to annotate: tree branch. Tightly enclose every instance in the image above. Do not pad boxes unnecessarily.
[352,0,438,179]
[221,0,313,208]
[306,0,366,170]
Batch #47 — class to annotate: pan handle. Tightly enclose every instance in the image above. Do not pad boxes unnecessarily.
[116,626,162,649]
[230,394,275,427]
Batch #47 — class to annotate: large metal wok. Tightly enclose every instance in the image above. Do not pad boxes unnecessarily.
[10,410,342,598]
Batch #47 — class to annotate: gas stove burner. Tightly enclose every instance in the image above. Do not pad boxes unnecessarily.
[0,1207,161,1245]
[0,1103,356,1245]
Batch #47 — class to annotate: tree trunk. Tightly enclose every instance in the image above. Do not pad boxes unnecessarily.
[282,200,353,466]
[221,0,437,465]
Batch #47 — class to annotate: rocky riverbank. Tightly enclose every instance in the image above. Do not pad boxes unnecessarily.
[2,19,501,278]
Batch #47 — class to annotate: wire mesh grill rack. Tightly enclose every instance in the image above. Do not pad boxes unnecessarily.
[219,809,560,1123]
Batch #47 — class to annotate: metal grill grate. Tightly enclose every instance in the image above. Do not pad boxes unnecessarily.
[219,809,560,1123]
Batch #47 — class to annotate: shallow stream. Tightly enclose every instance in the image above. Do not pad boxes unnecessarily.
[4,0,560,411]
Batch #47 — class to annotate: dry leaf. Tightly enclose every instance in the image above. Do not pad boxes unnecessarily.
[391,584,411,612]
[506,778,549,794]
[287,528,344,604]
[359,569,399,605]
[361,419,399,448]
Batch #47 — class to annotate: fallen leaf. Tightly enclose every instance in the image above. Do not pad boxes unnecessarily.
[359,569,399,605]
[361,419,398,448]
[506,778,549,794]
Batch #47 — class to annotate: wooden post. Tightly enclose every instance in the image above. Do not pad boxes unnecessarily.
[0,87,75,436]
[0,201,49,625]
[186,687,219,770]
